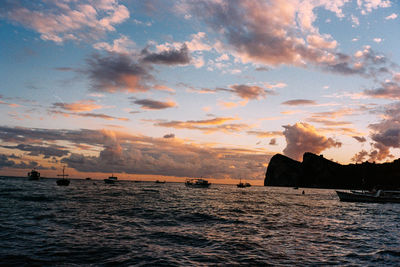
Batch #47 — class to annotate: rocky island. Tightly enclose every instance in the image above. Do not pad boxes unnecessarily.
[265,152,400,189]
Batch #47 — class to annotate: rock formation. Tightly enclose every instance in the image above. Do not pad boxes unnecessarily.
[265,152,400,189]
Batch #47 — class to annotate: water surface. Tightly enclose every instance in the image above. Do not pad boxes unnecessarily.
[1,177,399,266]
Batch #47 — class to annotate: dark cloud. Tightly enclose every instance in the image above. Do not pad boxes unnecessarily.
[1,144,69,158]
[132,99,177,110]
[0,153,40,169]
[352,136,367,143]
[351,150,369,163]
[282,122,341,161]
[216,84,275,100]
[364,81,400,99]
[269,138,277,145]
[86,52,153,93]
[163,133,175,138]
[141,44,190,65]
[282,99,317,106]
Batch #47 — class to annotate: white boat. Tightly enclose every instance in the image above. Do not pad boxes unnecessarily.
[336,190,400,203]
[104,174,118,184]
[185,178,211,188]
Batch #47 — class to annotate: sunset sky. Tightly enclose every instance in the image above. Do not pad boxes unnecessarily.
[0,0,399,184]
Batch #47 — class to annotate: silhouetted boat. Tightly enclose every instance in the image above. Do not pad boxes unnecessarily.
[104,174,117,184]
[237,178,251,188]
[85,177,92,180]
[336,190,400,203]
[28,168,40,180]
[56,166,70,186]
[155,180,166,184]
[185,178,211,188]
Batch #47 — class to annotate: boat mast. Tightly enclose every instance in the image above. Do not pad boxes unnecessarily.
[57,166,69,179]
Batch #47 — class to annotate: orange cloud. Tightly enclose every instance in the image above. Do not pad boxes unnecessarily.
[53,100,102,112]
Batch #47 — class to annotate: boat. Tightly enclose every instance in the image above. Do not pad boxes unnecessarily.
[237,178,251,188]
[28,168,40,180]
[185,178,211,188]
[85,177,92,180]
[155,180,166,184]
[336,190,400,203]
[104,174,118,184]
[56,166,70,186]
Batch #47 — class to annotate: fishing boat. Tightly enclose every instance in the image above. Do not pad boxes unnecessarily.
[185,178,211,188]
[28,168,40,180]
[237,178,251,188]
[104,174,118,184]
[336,190,400,203]
[56,166,70,186]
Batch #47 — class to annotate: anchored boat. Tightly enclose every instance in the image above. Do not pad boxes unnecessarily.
[56,166,70,186]
[336,190,400,203]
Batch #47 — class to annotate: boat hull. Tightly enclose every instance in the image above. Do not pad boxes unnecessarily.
[57,179,70,186]
[336,191,400,203]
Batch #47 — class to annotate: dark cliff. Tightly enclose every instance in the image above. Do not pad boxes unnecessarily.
[264,152,400,189]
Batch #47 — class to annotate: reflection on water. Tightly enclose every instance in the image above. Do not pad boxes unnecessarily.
[1,177,399,265]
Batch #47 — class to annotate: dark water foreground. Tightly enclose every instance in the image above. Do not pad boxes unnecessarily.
[1,177,400,266]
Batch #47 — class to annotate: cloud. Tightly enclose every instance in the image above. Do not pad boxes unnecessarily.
[0,154,41,169]
[352,136,367,143]
[281,99,317,106]
[132,98,177,110]
[282,122,342,160]
[226,84,275,100]
[182,1,393,79]
[154,117,250,134]
[86,52,153,93]
[363,81,400,99]
[1,144,69,158]
[52,100,102,112]
[0,126,272,179]
[351,150,369,163]
[50,110,129,121]
[269,138,277,145]
[373,38,382,43]
[385,13,397,20]
[0,0,129,43]
[163,133,175,139]
[247,130,283,138]
[141,44,190,65]
[93,34,136,54]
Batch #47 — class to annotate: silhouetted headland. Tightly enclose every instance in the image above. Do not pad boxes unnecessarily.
[265,152,400,190]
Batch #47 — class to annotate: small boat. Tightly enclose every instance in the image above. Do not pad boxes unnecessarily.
[104,174,118,184]
[85,177,92,180]
[237,178,251,188]
[336,190,400,203]
[155,180,166,184]
[185,178,211,188]
[28,168,40,180]
[56,166,70,186]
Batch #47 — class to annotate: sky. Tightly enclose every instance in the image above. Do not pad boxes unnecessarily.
[0,0,399,184]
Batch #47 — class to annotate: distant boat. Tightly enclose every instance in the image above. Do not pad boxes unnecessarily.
[237,178,251,188]
[336,190,400,203]
[104,174,118,184]
[155,180,166,184]
[185,178,211,188]
[28,168,40,180]
[56,166,70,186]
[85,177,92,180]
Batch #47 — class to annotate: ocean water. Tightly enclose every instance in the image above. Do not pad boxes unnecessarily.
[1,177,400,266]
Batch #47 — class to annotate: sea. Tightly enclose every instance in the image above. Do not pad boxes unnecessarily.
[1,177,400,266]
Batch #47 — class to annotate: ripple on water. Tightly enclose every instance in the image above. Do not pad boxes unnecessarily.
[1,179,400,266]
